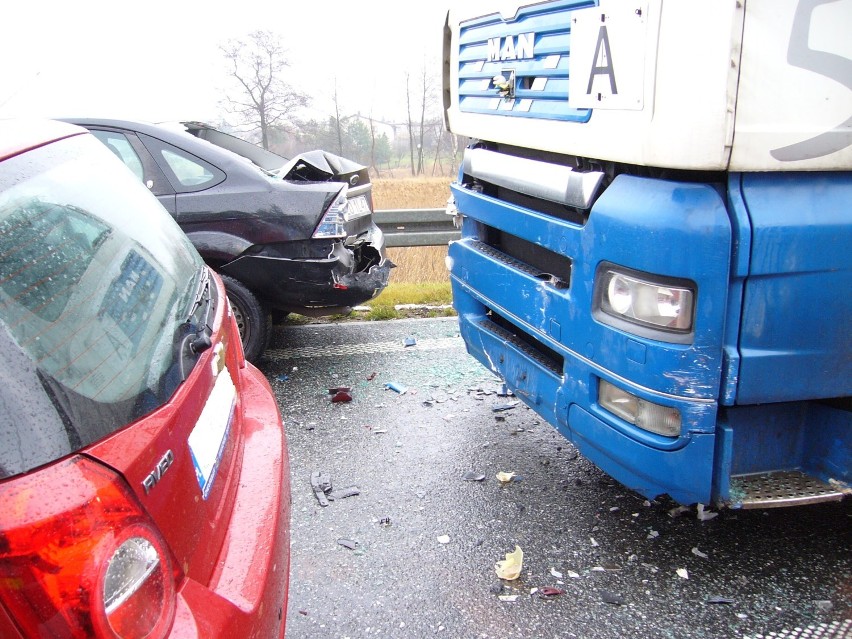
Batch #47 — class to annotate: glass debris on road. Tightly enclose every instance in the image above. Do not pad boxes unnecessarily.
[337,538,358,550]
[601,590,626,605]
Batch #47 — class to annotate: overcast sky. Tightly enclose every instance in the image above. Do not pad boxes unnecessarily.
[0,1,450,126]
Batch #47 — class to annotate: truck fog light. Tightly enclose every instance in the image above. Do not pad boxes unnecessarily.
[599,379,681,437]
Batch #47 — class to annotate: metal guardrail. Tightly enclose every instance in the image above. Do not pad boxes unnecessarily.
[374,208,459,248]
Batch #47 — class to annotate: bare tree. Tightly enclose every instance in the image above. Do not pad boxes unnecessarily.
[405,72,416,176]
[220,30,309,149]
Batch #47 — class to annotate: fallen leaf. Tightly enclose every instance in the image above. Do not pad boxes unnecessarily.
[538,587,565,597]
[495,545,524,580]
[496,471,516,485]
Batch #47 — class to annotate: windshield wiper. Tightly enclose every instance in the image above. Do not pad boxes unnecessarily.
[185,267,213,354]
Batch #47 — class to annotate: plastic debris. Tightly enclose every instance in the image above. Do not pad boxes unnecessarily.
[590,537,599,547]
[676,568,689,580]
[337,538,358,550]
[601,590,625,605]
[275,374,289,382]
[647,530,660,539]
[697,503,719,521]
[328,386,352,394]
[495,546,524,580]
[496,471,516,485]
[403,336,417,347]
[498,383,514,397]
[815,600,833,612]
[310,471,333,507]
[550,568,563,579]
[330,390,352,403]
[498,595,519,602]
[706,596,735,605]
[692,547,709,559]
[492,402,519,412]
[462,471,486,482]
[385,381,408,394]
[437,535,450,544]
[567,570,580,579]
[327,486,360,501]
[669,505,690,518]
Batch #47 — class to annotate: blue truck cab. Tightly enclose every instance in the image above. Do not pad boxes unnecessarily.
[443,0,851,507]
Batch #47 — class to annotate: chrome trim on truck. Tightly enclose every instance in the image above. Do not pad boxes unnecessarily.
[462,147,604,209]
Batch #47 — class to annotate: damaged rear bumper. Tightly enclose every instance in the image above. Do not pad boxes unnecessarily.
[220,227,393,315]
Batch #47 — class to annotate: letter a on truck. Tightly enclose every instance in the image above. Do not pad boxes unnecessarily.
[443,0,851,508]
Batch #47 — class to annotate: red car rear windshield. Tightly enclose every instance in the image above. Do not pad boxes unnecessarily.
[0,134,206,479]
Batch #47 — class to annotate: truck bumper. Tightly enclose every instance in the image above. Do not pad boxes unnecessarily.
[452,276,718,505]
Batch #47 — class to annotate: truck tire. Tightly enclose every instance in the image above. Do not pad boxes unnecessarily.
[220,274,271,363]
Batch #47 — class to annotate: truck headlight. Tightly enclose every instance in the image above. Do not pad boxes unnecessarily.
[599,379,681,437]
[595,266,695,337]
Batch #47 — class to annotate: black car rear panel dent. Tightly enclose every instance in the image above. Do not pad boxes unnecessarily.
[184,230,253,263]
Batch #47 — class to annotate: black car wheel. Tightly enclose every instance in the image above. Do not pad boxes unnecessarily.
[220,275,271,363]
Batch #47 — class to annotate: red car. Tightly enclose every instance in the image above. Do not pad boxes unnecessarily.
[0,120,290,638]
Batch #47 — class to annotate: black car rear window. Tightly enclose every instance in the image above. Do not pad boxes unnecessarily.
[0,134,206,479]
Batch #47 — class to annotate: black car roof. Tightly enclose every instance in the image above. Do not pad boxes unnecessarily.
[57,117,259,174]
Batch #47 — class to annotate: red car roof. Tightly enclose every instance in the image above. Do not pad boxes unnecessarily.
[0,119,86,162]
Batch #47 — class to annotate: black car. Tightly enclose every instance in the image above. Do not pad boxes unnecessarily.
[62,118,393,361]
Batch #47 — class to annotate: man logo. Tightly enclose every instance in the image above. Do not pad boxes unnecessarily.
[487,33,535,62]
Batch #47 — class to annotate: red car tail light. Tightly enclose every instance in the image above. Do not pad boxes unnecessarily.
[0,456,177,638]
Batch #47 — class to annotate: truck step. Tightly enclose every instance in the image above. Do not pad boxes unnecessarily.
[730,470,849,509]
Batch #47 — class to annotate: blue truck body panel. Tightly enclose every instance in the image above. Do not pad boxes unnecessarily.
[737,172,852,404]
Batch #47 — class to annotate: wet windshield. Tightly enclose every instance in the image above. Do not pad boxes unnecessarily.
[0,134,205,479]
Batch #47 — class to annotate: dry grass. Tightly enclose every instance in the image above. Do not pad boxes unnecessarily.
[372,177,454,285]
[387,246,448,283]
[372,177,452,210]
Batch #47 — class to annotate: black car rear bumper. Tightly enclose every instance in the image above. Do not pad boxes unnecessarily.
[220,231,394,314]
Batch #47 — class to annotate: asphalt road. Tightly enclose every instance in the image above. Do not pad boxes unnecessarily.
[258,318,852,639]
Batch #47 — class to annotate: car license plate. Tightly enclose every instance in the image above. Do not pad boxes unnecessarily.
[189,368,236,499]
[347,195,371,220]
